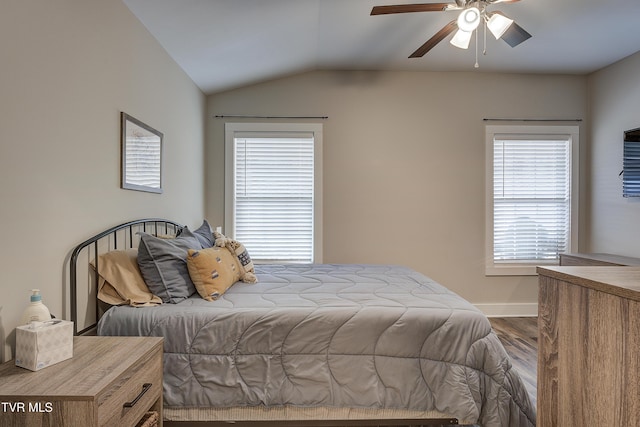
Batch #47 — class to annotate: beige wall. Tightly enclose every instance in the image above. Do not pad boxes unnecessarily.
[587,51,640,255]
[0,0,206,360]
[207,70,588,315]
[6,0,632,363]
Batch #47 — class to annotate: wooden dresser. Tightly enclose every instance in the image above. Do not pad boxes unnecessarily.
[0,336,163,427]
[537,266,640,427]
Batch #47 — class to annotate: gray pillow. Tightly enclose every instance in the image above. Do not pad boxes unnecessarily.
[181,220,215,248]
[137,228,203,303]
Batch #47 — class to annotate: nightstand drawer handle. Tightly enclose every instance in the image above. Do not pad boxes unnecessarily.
[124,383,152,408]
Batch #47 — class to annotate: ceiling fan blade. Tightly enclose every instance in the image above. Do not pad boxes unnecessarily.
[409,20,457,58]
[501,22,532,47]
[487,0,521,4]
[371,3,455,15]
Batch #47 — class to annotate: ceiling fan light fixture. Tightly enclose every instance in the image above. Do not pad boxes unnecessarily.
[370,1,532,61]
[487,13,514,39]
[450,28,473,49]
[457,7,481,32]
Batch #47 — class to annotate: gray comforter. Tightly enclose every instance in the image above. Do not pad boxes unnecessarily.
[97,264,536,427]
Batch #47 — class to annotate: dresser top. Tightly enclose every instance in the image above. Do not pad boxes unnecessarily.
[0,336,163,397]
[561,252,640,266]
[537,266,640,302]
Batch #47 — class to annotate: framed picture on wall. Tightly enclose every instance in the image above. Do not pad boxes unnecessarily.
[121,112,163,193]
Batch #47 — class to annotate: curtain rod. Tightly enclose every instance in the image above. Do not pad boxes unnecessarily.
[214,114,328,119]
[483,118,583,122]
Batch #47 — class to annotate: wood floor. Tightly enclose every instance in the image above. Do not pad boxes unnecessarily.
[489,317,538,408]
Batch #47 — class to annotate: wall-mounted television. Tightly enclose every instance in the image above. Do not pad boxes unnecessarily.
[623,127,640,197]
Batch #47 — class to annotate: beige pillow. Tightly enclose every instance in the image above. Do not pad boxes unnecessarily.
[186,247,241,301]
[94,249,162,307]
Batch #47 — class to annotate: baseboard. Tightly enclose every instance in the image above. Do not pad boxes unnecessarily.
[475,303,538,317]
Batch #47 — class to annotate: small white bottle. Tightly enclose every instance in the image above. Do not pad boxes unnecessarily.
[20,289,52,325]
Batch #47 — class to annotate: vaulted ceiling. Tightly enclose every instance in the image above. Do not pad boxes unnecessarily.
[123,0,640,94]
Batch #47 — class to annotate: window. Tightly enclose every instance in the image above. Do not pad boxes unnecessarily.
[225,123,322,263]
[623,127,640,197]
[485,125,579,275]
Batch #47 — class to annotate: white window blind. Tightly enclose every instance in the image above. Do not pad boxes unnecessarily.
[486,125,578,276]
[493,138,570,263]
[225,123,323,264]
[623,140,640,197]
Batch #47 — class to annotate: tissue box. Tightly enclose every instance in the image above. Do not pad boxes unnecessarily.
[15,320,74,371]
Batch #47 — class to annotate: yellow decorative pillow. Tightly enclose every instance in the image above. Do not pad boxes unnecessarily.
[186,247,241,301]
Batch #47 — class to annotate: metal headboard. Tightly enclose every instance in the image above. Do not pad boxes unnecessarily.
[69,218,183,335]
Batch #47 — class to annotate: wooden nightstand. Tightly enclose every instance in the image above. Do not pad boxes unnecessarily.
[0,336,163,427]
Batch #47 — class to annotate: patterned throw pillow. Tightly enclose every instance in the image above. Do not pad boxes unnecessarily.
[186,247,240,301]
[212,231,258,283]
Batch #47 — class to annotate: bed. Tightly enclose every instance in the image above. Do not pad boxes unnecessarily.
[69,219,536,427]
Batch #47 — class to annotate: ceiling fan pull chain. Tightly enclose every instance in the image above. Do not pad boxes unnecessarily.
[475,25,479,68]
[483,19,488,55]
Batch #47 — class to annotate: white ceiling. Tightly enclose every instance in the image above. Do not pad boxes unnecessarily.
[123,0,640,94]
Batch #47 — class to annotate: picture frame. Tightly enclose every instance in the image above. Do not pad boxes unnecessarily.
[121,112,163,194]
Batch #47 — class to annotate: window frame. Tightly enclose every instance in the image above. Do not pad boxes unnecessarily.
[224,122,323,263]
[485,125,579,276]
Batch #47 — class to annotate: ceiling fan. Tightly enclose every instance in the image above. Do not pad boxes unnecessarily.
[371,1,531,61]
